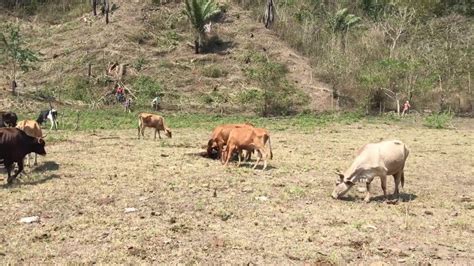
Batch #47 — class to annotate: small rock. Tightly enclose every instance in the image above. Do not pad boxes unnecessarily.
[363,224,377,231]
[242,187,253,193]
[398,258,406,263]
[451,211,459,217]
[124,208,138,213]
[20,216,40,224]
[424,210,433,215]
[163,238,172,244]
[255,196,269,202]
[169,217,177,224]
[160,154,169,157]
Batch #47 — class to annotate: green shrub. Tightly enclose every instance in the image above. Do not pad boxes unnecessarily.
[237,88,263,105]
[64,76,94,102]
[202,65,228,78]
[132,75,163,100]
[424,111,454,129]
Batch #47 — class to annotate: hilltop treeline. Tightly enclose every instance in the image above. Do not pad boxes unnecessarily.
[235,0,473,114]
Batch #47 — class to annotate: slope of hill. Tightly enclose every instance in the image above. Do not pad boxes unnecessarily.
[0,0,333,114]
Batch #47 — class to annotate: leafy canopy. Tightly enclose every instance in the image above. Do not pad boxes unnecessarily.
[184,0,221,33]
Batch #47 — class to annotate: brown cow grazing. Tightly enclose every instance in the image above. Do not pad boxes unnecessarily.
[207,123,254,160]
[0,128,46,184]
[223,127,272,170]
[16,120,45,166]
[331,140,409,202]
[137,113,172,140]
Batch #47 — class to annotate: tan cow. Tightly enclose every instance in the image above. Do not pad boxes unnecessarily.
[207,123,254,161]
[16,120,45,166]
[137,113,172,140]
[331,140,409,202]
[223,127,272,170]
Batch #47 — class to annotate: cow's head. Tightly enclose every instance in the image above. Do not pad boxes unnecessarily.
[32,138,47,156]
[2,112,18,127]
[165,128,172,138]
[331,172,354,199]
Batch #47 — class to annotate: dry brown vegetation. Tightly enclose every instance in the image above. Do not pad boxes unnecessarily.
[1,119,473,264]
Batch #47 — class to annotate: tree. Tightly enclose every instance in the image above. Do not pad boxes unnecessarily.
[263,0,275,28]
[331,8,361,52]
[92,0,110,24]
[184,0,221,54]
[0,24,39,94]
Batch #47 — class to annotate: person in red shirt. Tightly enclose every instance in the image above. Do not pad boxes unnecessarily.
[115,84,125,103]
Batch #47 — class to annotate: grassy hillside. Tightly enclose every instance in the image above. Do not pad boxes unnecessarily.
[0,0,333,116]
[235,0,473,114]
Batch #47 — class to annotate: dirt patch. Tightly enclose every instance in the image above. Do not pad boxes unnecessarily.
[0,122,473,264]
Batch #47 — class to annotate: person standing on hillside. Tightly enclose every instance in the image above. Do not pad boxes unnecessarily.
[401,100,411,117]
[115,84,125,103]
[124,98,132,113]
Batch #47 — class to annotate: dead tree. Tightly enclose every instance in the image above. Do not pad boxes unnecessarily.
[92,0,110,24]
[263,0,275,29]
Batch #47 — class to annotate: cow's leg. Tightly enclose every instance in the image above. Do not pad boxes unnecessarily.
[224,145,235,167]
[364,182,372,203]
[157,129,162,139]
[8,161,24,184]
[237,149,242,167]
[34,153,38,166]
[253,150,262,170]
[393,171,402,200]
[6,163,14,185]
[380,175,388,200]
[137,126,141,139]
[260,149,268,170]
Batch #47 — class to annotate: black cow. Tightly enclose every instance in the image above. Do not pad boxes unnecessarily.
[0,128,46,184]
[37,109,58,130]
[0,111,18,127]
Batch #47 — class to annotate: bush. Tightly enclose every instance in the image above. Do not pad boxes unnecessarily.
[64,76,95,102]
[132,76,163,99]
[424,111,454,129]
[202,65,228,78]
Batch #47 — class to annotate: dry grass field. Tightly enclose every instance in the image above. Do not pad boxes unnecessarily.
[1,118,473,264]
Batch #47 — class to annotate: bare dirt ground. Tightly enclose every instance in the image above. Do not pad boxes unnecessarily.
[1,120,473,264]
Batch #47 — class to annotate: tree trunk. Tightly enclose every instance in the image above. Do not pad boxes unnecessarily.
[92,0,97,15]
[264,0,275,28]
[88,63,92,78]
[194,39,199,54]
[10,79,17,95]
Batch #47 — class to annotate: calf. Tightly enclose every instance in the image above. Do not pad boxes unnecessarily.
[0,128,46,184]
[37,109,59,130]
[137,113,172,140]
[16,120,45,166]
[223,127,272,170]
[331,140,409,202]
[0,111,18,127]
[207,123,254,161]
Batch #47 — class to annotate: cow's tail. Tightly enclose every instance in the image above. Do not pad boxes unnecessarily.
[267,135,273,160]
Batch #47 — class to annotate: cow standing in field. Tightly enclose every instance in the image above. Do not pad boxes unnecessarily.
[16,120,45,166]
[0,111,18,127]
[331,140,409,202]
[207,123,254,161]
[37,109,59,130]
[137,113,172,140]
[223,127,273,170]
[0,128,46,184]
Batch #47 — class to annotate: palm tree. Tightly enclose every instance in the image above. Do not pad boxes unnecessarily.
[331,8,361,53]
[184,0,221,54]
